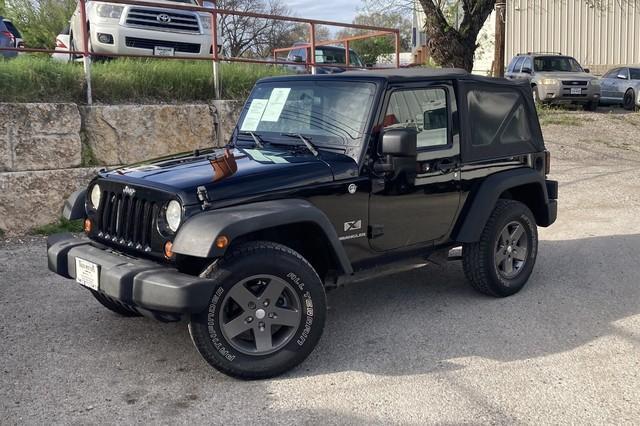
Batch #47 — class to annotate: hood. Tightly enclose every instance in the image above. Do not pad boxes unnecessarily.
[99,146,358,205]
[536,71,596,80]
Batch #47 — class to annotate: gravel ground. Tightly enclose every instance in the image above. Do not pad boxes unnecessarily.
[1,109,640,425]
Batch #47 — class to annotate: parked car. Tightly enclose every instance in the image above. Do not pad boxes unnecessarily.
[69,0,220,58]
[47,68,557,379]
[51,26,73,62]
[505,52,600,110]
[599,67,640,110]
[0,17,18,59]
[2,19,24,49]
[284,42,366,74]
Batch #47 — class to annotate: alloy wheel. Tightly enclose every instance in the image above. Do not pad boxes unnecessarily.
[494,221,529,279]
[219,275,302,355]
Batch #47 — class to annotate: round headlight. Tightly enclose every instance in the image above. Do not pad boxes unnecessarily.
[90,184,101,209]
[166,200,182,232]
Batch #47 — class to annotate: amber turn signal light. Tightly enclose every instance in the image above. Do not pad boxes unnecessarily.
[83,218,92,233]
[215,235,229,249]
[164,241,174,259]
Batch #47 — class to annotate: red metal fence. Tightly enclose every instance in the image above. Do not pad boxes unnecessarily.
[0,0,400,103]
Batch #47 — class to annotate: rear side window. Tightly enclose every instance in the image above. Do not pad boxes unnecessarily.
[461,85,540,161]
[3,21,21,38]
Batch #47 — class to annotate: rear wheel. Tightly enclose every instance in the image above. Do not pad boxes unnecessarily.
[462,200,538,297]
[623,89,637,110]
[189,241,326,379]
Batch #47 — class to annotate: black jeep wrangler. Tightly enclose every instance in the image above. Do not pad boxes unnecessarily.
[47,68,557,379]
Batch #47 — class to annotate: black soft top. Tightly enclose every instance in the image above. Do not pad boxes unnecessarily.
[260,67,528,88]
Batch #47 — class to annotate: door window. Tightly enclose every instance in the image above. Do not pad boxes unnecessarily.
[383,88,449,149]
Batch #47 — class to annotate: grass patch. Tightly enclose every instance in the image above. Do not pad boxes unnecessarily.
[536,104,594,127]
[32,218,83,235]
[0,228,4,238]
[0,56,288,103]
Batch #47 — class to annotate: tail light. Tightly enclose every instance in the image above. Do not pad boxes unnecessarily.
[544,150,551,175]
[55,38,67,49]
[1,31,14,44]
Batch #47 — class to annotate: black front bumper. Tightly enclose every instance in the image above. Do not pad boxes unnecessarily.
[47,233,215,317]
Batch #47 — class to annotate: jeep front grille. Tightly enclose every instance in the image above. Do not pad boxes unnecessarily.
[96,191,159,252]
[125,8,200,34]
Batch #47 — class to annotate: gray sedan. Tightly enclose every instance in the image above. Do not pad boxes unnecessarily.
[600,67,640,110]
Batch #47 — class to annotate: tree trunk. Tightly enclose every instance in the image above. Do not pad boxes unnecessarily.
[419,0,495,72]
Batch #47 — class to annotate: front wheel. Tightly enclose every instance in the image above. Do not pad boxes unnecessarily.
[189,241,326,379]
[462,200,539,297]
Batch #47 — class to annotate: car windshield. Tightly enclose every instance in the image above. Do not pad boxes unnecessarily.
[534,56,583,72]
[237,80,377,147]
[630,68,640,80]
[316,48,364,67]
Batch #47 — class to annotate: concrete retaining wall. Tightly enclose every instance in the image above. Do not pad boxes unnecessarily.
[0,101,244,235]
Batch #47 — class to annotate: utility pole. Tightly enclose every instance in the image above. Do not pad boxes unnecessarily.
[492,1,506,77]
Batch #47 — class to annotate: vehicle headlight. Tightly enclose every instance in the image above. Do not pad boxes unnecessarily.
[200,15,212,30]
[540,79,559,85]
[165,200,182,232]
[90,184,102,209]
[589,79,600,87]
[96,4,124,19]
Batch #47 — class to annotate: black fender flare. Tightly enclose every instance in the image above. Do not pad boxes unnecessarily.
[62,189,87,220]
[172,199,353,275]
[453,168,552,243]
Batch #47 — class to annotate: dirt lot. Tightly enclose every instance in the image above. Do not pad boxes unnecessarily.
[1,108,639,424]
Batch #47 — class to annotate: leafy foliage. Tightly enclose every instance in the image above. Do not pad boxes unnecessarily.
[4,0,75,49]
[335,12,411,66]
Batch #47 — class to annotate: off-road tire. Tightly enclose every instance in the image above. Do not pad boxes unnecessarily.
[532,86,541,104]
[189,241,327,379]
[623,89,636,111]
[90,290,141,317]
[462,200,538,297]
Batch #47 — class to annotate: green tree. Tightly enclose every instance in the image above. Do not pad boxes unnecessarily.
[336,12,411,66]
[5,0,75,49]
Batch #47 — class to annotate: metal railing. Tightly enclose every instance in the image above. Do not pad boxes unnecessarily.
[0,0,401,104]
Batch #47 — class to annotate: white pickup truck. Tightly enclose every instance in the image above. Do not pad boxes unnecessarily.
[69,0,221,58]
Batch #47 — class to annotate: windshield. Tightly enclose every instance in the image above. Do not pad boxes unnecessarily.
[316,48,364,67]
[534,56,584,72]
[631,68,640,80]
[237,80,377,147]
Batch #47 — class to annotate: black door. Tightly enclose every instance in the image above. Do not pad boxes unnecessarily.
[368,84,461,252]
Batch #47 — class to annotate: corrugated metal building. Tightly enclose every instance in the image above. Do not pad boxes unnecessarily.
[412,0,640,75]
[507,0,640,74]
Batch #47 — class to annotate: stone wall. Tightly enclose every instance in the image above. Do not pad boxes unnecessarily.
[0,101,244,235]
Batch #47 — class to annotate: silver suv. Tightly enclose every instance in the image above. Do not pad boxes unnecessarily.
[506,53,600,111]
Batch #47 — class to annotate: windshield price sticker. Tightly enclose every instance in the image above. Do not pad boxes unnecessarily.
[261,88,291,122]
[240,99,268,131]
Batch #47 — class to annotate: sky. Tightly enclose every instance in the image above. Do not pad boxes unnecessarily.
[283,0,362,24]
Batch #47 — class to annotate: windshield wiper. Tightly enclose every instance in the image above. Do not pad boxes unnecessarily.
[237,131,264,148]
[280,133,318,157]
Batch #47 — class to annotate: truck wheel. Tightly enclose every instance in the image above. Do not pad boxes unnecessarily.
[462,200,538,297]
[189,241,326,379]
[90,290,141,317]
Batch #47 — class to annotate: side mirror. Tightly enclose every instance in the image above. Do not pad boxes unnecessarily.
[292,55,303,63]
[584,68,590,73]
[521,67,532,74]
[381,128,417,157]
[617,74,627,80]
